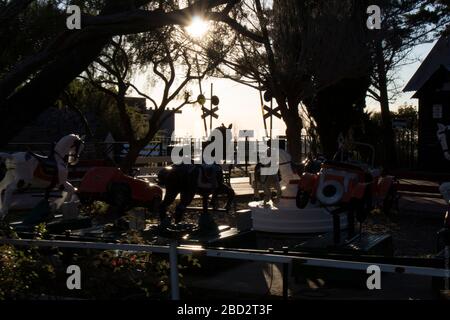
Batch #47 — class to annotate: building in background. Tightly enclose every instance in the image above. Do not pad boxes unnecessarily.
[404,35,450,172]
[124,97,179,140]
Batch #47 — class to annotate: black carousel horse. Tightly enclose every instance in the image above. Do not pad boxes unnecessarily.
[157,125,235,230]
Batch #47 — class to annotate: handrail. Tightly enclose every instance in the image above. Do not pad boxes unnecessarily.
[0,238,448,300]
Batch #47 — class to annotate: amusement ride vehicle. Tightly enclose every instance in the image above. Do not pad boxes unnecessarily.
[78,167,163,212]
[250,142,397,235]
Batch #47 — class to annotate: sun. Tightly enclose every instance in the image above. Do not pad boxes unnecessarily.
[186,16,210,38]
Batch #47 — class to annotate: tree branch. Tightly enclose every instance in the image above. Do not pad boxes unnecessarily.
[209,12,264,43]
[128,82,158,110]
[61,90,94,138]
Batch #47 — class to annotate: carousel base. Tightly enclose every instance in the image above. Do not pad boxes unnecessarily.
[249,201,348,234]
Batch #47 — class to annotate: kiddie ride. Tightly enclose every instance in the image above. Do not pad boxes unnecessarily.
[77,167,162,213]
[5,165,163,237]
[249,142,398,256]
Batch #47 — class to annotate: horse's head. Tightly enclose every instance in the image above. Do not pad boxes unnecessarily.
[204,124,233,163]
[55,134,85,165]
[437,123,450,161]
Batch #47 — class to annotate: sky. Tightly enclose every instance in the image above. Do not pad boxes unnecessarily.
[133,40,437,140]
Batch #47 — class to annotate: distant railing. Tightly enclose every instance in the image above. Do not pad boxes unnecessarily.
[395,129,418,169]
[3,135,315,175]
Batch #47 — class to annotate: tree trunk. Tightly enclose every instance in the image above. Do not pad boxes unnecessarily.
[119,125,160,173]
[375,41,397,169]
[283,108,303,163]
[305,77,369,159]
[120,140,146,174]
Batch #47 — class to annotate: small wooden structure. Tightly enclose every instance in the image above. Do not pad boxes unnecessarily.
[404,35,450,172]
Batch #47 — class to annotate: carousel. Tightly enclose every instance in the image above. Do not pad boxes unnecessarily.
[250,148,349,233]
[250,143,396,235]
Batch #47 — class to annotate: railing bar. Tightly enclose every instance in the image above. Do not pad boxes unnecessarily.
[1,238,448,278]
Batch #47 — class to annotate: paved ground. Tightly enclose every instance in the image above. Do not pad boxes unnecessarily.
[183,177,448,300]
[185,262,438,300]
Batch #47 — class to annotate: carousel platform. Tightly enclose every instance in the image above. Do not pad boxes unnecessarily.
[249,201,348,234]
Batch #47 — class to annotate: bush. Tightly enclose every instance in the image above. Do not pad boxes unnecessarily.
[0,225,200,300]
[0,224,57,299]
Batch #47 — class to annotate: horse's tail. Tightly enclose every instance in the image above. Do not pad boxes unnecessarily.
[156,166,172,187]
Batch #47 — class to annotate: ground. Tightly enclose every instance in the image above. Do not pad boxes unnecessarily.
[180,193,445,257]
[169,189,448,300]
[3,177,448,300]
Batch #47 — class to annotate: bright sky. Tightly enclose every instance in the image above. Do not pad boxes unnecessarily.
[133,41,437,140]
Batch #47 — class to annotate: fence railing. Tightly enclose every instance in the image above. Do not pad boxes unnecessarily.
[4,132,418,171]
[395,129,418,169]
[4,135,314,161]
[0,238,448,300]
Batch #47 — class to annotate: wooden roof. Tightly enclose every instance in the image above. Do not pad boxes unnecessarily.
[403,35,450,92]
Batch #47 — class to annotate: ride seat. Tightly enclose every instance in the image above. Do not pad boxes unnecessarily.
[27,151,58,176]
[323,160,373,182]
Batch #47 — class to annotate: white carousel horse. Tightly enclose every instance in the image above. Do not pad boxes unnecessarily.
[437,123,450,160]
[252,148,298,205]
[252,163,282,205]
[277,149,301,205]
[0,134,84,219]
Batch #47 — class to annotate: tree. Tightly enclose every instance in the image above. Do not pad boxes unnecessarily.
[83,29,219,171]
[366,0,449,168]
[0,0,254,146]
[215,0,371,161]
[59,78,122,140]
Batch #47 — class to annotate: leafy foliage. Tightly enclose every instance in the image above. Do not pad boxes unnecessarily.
[0,224,57,300]
[0,223,200,300]
[0,0,64,75]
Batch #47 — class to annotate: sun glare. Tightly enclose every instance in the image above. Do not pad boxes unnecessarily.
[186,16,210,38]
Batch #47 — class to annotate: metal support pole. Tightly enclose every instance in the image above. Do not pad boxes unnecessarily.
[347,209,355,239]
[169,242,180,300]
[245,136,249,175]
[282,247,289,300]
[445,245,449,293]
[333,212,341,245]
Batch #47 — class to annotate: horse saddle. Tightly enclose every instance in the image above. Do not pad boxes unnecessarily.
[26,151,58,180]
[197,165,218,189]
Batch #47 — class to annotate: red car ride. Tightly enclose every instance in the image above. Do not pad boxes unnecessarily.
[77,167,162,211]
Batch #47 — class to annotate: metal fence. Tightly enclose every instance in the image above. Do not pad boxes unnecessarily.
[395,129,418,169]
[4,135,314,161]
[0,238,448,300]
[3,130,417,172]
